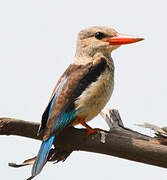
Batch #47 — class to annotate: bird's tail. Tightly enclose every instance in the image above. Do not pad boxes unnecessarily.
[30,135,55,179]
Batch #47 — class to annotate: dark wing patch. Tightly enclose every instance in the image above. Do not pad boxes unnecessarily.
[39,99,53,134]
[66,58,107,112]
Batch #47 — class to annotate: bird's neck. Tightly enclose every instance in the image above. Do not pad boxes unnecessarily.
[73,51,113,66]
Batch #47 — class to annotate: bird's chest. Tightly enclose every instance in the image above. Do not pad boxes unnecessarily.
[74,68,114,123]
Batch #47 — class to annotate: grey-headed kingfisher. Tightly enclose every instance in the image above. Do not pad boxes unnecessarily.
[29,26,144,179]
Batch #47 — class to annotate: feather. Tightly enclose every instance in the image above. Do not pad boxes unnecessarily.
[31,135,55,177]
[30,77,68,178]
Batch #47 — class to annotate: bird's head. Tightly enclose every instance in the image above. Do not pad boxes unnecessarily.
[75,26,144,63]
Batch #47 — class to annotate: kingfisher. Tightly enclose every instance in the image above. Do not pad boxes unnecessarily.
[29,26,144,179]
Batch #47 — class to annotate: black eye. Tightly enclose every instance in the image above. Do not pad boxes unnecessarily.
[95,32,105,40]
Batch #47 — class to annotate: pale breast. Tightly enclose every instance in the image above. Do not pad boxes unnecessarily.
[73,67,114,124]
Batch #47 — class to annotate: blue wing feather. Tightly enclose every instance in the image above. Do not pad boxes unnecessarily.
[31,77,70,178]
[48,77,68,117]
[53,111,77,131]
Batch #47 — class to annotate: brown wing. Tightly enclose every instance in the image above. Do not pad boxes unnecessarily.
[40,57,107,140]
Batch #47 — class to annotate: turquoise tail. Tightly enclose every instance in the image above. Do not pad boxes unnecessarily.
[31,135,55,178]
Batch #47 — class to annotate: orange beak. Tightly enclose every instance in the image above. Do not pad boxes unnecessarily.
[104,33,144,45]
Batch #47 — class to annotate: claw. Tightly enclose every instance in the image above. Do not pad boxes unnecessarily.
[79,120,108,138]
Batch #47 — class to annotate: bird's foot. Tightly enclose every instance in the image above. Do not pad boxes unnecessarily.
[85,128,108,139]
[79,120,108,139]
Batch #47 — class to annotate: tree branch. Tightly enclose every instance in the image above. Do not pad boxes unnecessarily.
[1,109,167,169]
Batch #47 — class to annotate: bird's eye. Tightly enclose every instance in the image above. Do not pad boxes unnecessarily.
[95,32,105,40]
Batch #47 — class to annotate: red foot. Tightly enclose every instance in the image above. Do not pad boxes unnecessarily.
[79,120,108,139]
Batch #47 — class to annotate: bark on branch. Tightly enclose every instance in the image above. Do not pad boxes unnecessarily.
[1,109,167,169]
